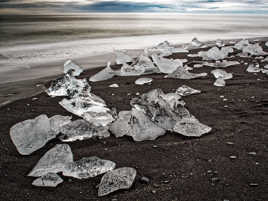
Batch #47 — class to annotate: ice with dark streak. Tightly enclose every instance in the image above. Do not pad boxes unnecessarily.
[176,85,201,96]
[98,167,137,197]
[152,54,185,74]
[89,62,115,82]
[32,173,63,187]
[167,66,207,80]
[62,156,116,179]
[28,144,73,177]
[59,119,110,142]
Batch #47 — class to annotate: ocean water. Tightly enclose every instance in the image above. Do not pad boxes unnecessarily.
[0,13,268,83]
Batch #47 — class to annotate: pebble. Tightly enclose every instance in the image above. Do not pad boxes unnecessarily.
[32,97,38,101]
[211,177,220,182]
[152,190,157,194]
[255,162,260,165]
[224,105,228,108]
[162,180,170,184]
[207,170,212,174]
[226,141,234,145]
[249,183,259,187]
[223,98,228,102]
[140,176,150,184]
[152,145,158,148]
[248,152,257,156]
[153,183,160,188]
[220,95,224,98]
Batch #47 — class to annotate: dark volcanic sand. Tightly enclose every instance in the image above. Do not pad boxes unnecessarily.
[0,41,268,201]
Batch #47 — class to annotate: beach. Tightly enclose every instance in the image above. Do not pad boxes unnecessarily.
[0,38,267,201]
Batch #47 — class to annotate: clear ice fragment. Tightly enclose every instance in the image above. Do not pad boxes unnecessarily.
[176,85,201,96]
[32,173,63,187]
[89,62,115,82]
[64,60,83,77]
[135,77,153,85]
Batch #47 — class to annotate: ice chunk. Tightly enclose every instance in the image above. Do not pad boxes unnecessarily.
[167,66,207,80]
[193,64,203,68]
[199,46,233,60]
[49,115,72,134]
[130,89,190,131]
[109,84,119,88]
[46,74,91,97]
[265,42,268,47]
[63,156,116,179]
[98,167,137,197]
[59,93,114,126]
[64,60,83,77]
[32,173,63,187]
[214,78,226,87]
[234,39,250,50]
[59,119,110,142]
[10,114,55,155]
[242,43,267,56]
[147,41,188,57]
[246,64,261,73]
[28,144,73,177]
[152,54,183,74]
[110,108,166,141]
[173,116,212,137]
[132,55,159,74]
[204,60,240,68]
[176,85,201,96]
[135,77,153,85]
[191,37,202,47]
[89,62,115,82]
[115,51,132,65]
[211,69,233,80]
[216,39,224,47]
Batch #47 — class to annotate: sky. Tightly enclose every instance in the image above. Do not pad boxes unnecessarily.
[1,0,268,14]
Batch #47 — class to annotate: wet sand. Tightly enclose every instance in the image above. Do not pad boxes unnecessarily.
[0,40,267,201]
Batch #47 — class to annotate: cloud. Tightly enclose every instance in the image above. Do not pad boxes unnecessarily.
[0,0,268,14]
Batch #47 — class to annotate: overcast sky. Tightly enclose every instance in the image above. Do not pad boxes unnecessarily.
[1,0,268,14]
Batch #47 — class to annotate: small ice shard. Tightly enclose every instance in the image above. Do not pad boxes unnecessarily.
[211,69,233,80]
[59,93,114,126]
[89,62,115,82]
[28,144,73,177]
[173,116,212,137]
[234,39,250,50]
[191,37,202,47]
[119,63,145,76]
[152,54,183,74]
[32,173,63,187]
[199,46,233,60]
[59,119,110,142]
[64,60,83,77]
[10,114,55,155]
[109,84,119,88]
[193,64,203,68]
[204,60,240,68]
[98,167,137,197]
[176,85,201,96]
[216,39,224,47]
[167,66,207,80]
[110,108,166,141]
[46,74,91,97]
[62,156,116,179]
[115,51,132,65]
[49,115,72,134]
[135,77,153,85]
[130,89,190,131]
[246,64,261,73]
[214,78,226,87]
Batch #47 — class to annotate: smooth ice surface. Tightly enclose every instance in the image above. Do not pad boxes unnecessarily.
[152,54,183,74]
[173,116,212,137]
[110,108,166,141]
[49,115,72,134]
[98,167,137,197]
[119,63,145,76]
[131,89,190,131]
[32,173,63,187]
[135,77,153,85]
[46,74,91,97]
[204,60,240,68]
[214,78,226,87]
[28,144,73,177]
[59,119,110,142]
[64,60,83,77]
[167,66,207,80]
[63,156,116,179]
[246,64,261,73]
[10,114,54,155]
[59,93,114,126]
[89,62,115,82]
[211,69,233,80]
[115,51,132,65]
[176,85,201,96]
